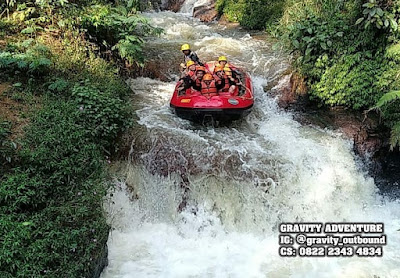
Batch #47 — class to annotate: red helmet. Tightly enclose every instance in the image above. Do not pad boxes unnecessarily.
[196,66,206,72]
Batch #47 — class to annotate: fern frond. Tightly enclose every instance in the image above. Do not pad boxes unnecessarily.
[390,122,400,150]
[114,39,143,65]
[374,90,400,109]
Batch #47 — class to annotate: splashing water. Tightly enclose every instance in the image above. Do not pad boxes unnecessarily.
[101,9,400,278]
[179,0,212,15]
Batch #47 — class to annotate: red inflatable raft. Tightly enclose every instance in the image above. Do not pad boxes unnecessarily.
[170,62,254,123]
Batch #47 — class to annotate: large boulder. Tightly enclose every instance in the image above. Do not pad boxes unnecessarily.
[161,0,186,12]
[193,0,219,22]
[269,73,308,110]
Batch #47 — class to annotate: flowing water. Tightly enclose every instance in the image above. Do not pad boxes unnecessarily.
[100,7,400,278]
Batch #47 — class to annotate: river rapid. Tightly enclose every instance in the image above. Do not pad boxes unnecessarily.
[100,6,400,278]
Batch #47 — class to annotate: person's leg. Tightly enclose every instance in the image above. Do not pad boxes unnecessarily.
[228,85,236,94]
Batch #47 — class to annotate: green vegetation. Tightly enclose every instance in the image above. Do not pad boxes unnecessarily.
[81,3,162,65]
[280,0,400,149]
[0,120,17,172]
[373,89,400,149]
[216,0,285,29]
[0,41,52,77]
[218,0,400,149]
[0,0,160,276]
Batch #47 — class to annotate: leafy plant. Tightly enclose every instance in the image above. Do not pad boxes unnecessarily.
[81,3,162,65]
[216,0,284,29]
[71,83,130,147]
[0,120,17,171]
[216,0,246,22]
[0,99,110,276]
[310,52,389,109]
[0,1,140,277]
[355,0,400,32]
[372,90,400,149]
[241,0,284,30]
[0,42,52,76]
[288,14,347,63]
[47,77,70,93]
[389,122,400,149]
[0,0,17,19]
[374,90,400,107]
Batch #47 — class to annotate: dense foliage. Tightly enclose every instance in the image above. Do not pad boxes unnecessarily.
[218,0,400,149]
[216,0,284,29]
[0,120,17,172]
[81,3,162,65]
[0,40,52,76]
[281,0,400,149]
[0,0,159,276]
[1,0,160,65]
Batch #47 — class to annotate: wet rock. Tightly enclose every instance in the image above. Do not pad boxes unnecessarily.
[91,242,108,278]
[374,148,400,197]
[301,107,385,158]
[139,0,163,11]
[120,59,178,82]
[193,0,219,22]
[161,0,186,12]
[269,73,308,110]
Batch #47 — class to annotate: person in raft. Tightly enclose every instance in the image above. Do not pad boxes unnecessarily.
[215,55,241,80]
[181,60,197,79]
[180,43,204,70]
[213,66,226,89]
[177,61,198,93]
[216,55,241,75]
[216,55,230,69]
[191,66,206,91]
[178,65,207,94]
[222,66,242,94]
[199,73,225,96]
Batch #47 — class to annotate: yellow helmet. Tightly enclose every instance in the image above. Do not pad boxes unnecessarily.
[181,44,191,51]
[218,55,227,62]
[186,60,195,67]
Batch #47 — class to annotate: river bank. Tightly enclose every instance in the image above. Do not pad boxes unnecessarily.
[0,1,155,276]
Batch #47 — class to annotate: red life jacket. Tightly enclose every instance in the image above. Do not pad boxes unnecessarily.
[201,80,217,95]
[195,78,202,87]
[222,76,230,92]
[213,74,222,86]
[187,70,196,80]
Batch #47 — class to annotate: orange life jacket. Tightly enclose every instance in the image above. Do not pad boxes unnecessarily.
[218,62,231,69]
[201,80,218,95]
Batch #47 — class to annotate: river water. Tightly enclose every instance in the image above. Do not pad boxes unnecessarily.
[100,6,400,278]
